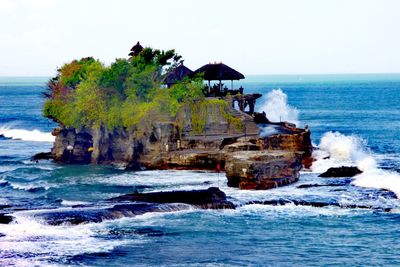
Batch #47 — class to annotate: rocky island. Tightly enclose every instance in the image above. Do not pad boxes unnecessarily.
[43,42,312,190]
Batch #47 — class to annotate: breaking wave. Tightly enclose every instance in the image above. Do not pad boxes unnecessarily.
[0,211,130,266]
[313,131,400,197]
[8,181,50,192]
[0,126,54,142]
[258,89,299,126]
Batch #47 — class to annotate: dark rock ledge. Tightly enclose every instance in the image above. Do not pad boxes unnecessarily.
[32,187,234,225]
[319,166,362,178]
[110,187,234,209]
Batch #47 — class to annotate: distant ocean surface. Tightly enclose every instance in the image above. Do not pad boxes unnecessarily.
[1,74,400,266]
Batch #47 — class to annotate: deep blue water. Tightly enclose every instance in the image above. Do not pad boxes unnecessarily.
[1,75,400,266]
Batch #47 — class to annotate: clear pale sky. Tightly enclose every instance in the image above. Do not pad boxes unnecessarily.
[1,0,399,76]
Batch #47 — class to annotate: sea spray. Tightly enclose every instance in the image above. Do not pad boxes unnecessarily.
[312,131,376,173]
[0,125,54,142]
[258,89,299,126]
[353,169,400,197]
[313,131,400,197]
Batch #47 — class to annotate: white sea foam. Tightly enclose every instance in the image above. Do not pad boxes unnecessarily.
[0,126,54,142]
[312,131,400,197]
[92,170,219,190]
[353,169,400,197]
[8,182,50,191]
[239,203,355,217]
[312,131,376,173]
[259,125,278,138]
[61,200,91,206]
[0,165,19,173]
[0,197,8,205]
[0,211,131,265]
[258,89,299,126]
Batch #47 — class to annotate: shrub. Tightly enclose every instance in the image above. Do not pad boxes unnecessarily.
[42,45,222,133]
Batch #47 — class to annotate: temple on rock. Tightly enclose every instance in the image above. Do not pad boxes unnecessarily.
[165,63,193,88]
[164,61,262,117]
[47,41,313,191]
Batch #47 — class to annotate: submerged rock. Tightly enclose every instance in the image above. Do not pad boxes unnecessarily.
[319,166,362,178]
[0,204,12,210]
[245,199,392,212]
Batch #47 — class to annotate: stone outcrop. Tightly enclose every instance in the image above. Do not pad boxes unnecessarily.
[50,97,313,190]
[225,151,303,189]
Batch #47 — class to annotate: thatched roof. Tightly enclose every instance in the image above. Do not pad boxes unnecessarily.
[165,64,193,86]
[193,63,245,81]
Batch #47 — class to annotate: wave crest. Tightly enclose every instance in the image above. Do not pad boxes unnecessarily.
[313,131,400,197]
[258,89,299,126]
[0,126,54,142]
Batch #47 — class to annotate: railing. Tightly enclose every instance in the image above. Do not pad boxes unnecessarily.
[205,87,244,97]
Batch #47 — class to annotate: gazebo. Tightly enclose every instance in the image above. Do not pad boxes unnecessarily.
[193,62,245,96]
[165,63,193,88]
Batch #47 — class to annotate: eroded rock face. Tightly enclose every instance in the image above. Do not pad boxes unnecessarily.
[50,101,313,190]
[52,122,179,168]
[262,130,313,168]
[225,151,303,190]
[51,127,93,164]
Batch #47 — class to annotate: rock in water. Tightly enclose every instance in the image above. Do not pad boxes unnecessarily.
[319,166,362,178]
[225,150,303,189]
[31,152,53,161]
[110,187,235,209]
[38,203,190,225]
[0,214,13,224]
[34,188,234,225]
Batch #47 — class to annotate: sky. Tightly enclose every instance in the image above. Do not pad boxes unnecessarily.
[0,0,399,76]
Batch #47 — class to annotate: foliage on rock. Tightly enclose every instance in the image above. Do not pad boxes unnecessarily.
[43,46,204,130]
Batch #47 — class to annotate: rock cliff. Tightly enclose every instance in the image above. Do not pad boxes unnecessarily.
[50,97,312,190]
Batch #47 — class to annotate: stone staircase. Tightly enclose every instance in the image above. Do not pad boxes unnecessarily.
[227,107,260,137]
[182,105,260,141]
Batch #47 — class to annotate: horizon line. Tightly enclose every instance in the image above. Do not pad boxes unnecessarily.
[1,72,400,78]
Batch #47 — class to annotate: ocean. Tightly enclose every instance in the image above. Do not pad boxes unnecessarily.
[0,74,400,266]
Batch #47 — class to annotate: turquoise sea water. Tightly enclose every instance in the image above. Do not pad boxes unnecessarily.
[0,75,400,266]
